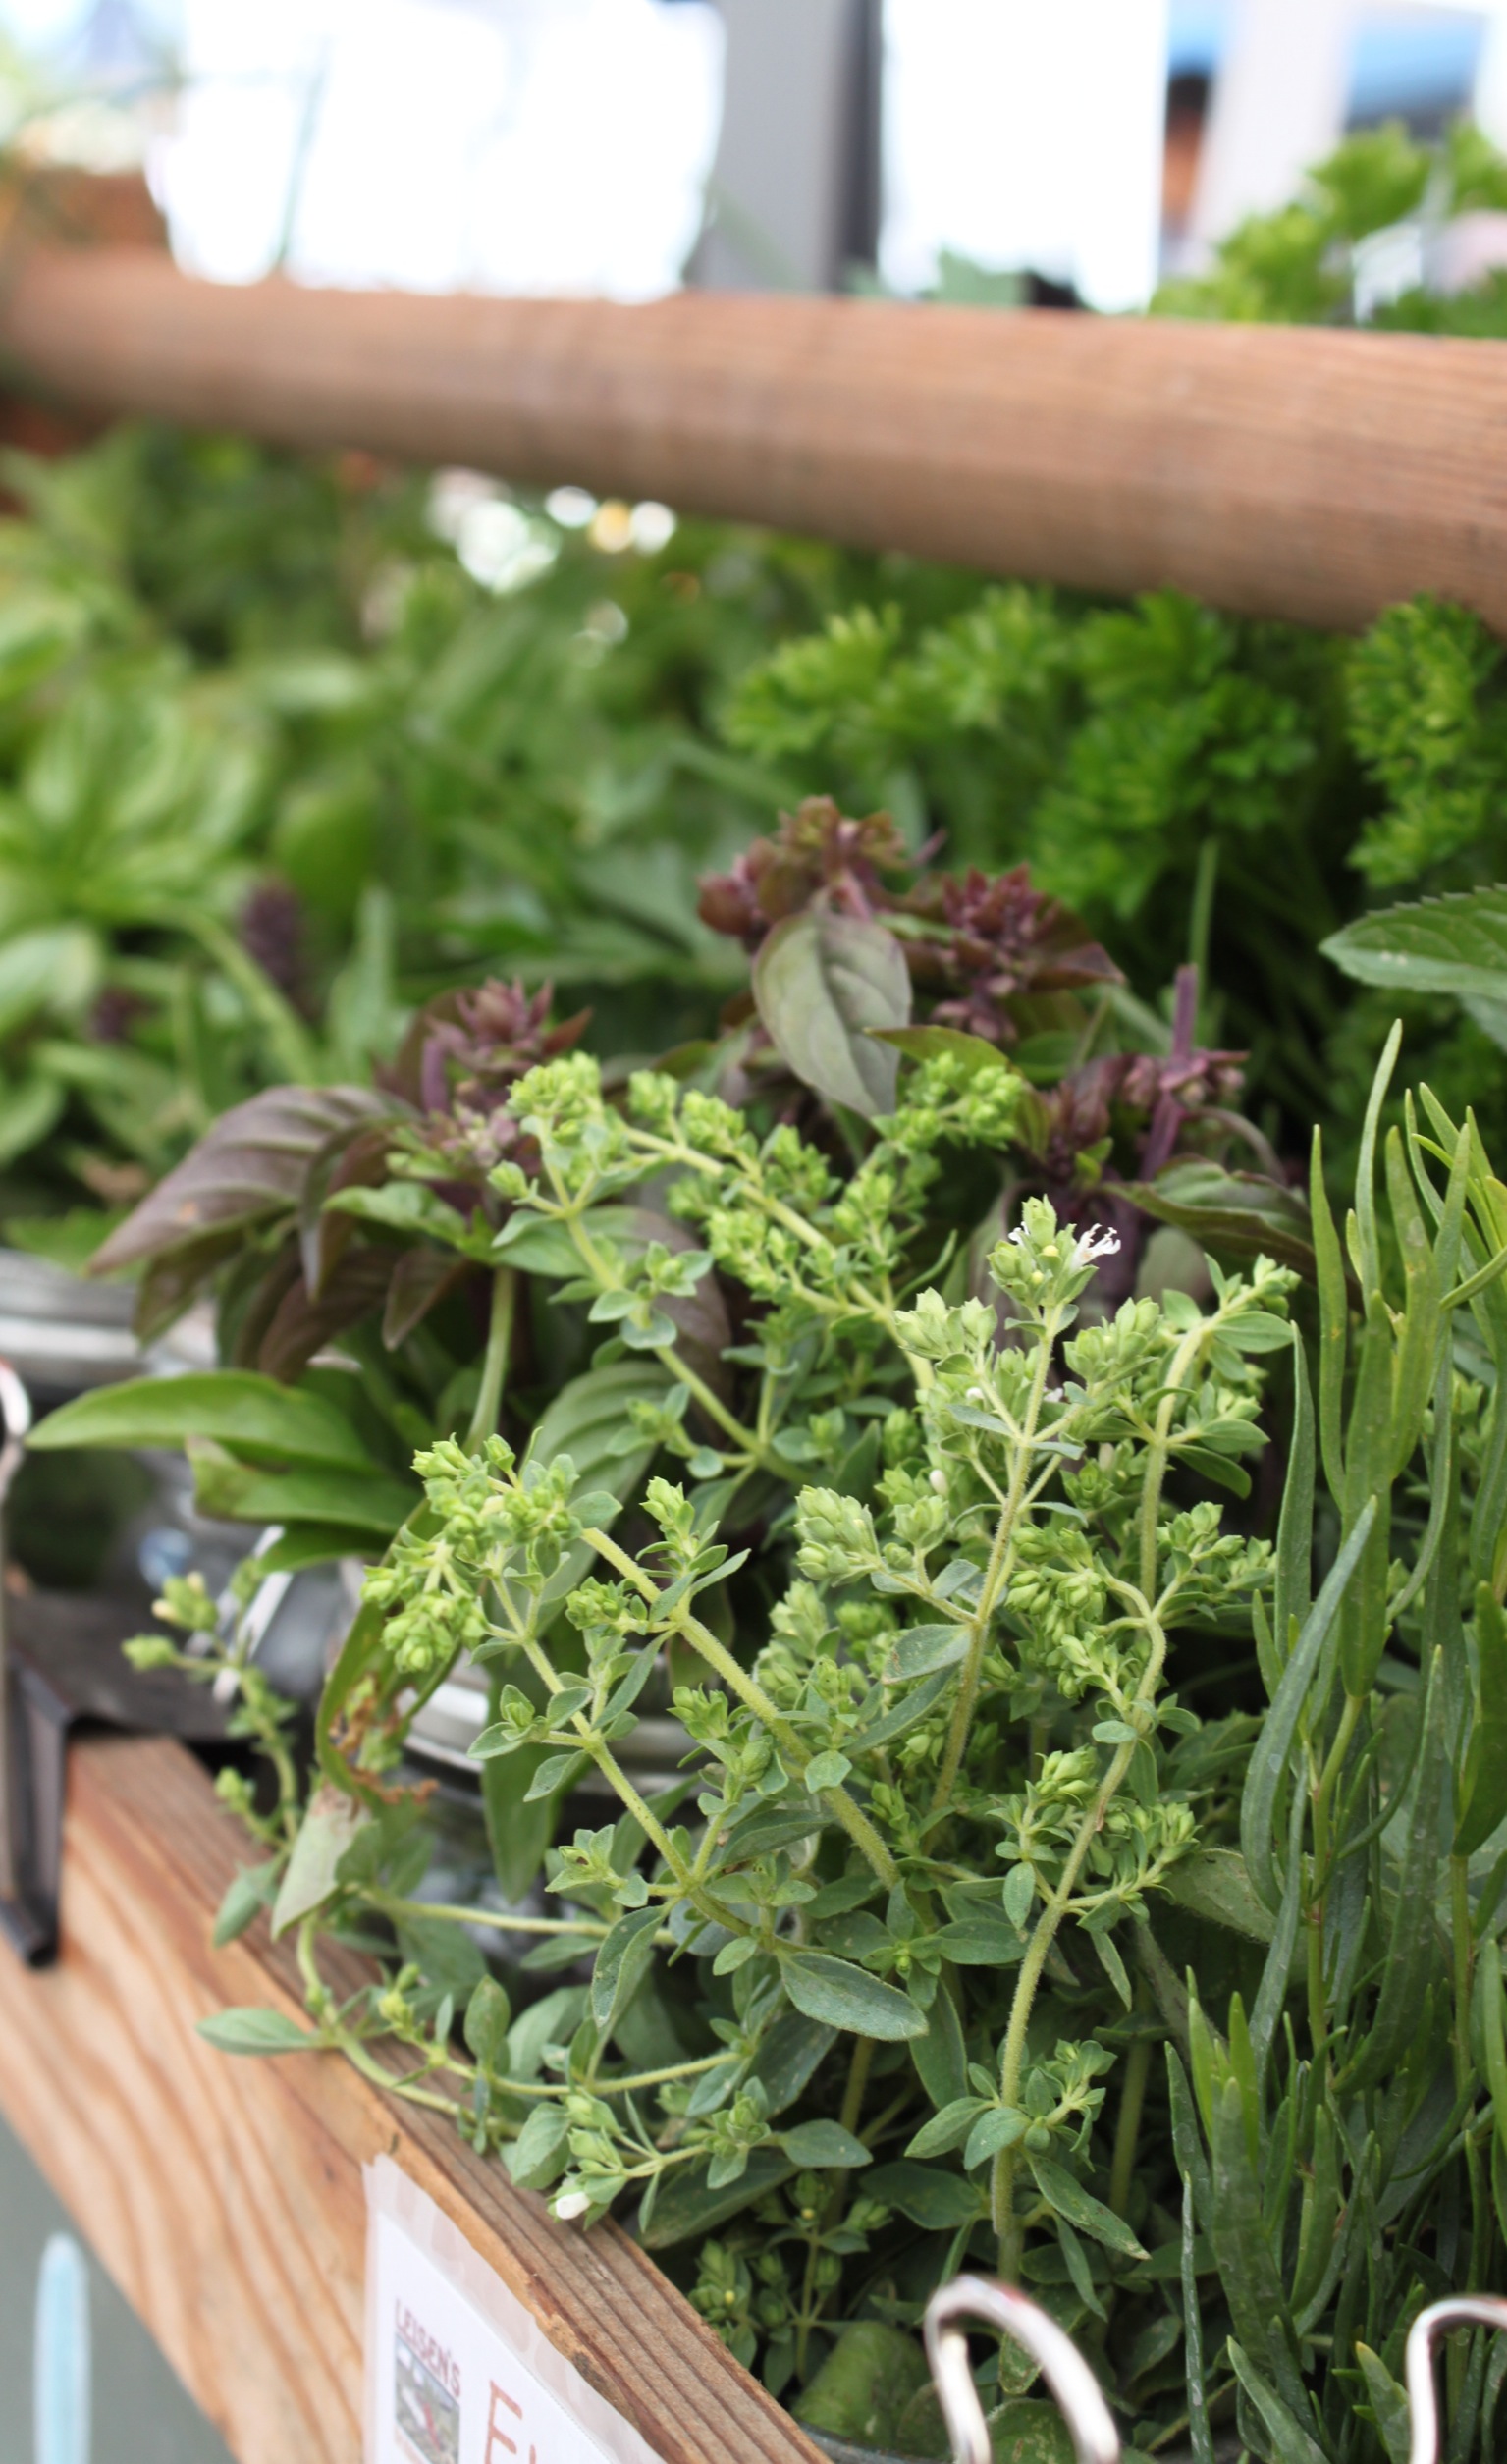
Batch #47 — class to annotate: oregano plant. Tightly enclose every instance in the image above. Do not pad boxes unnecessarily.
[155,1041,1320,2453]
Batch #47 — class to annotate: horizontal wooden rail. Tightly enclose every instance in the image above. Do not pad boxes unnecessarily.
[1,244,1507,631]
[0,1735,820,2464]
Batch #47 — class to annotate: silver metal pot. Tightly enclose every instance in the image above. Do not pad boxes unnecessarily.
[0,1249,141,1393]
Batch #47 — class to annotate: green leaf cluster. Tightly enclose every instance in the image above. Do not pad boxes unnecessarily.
[167,1027,1323,2450]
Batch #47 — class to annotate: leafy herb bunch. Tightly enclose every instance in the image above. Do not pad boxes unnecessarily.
[37,802,1292,1603]
[72,847,1507,2453]
[156,1032,1301,2454]
[373,1046,1288,2250]
[140,1031,1507,2464]
[1159,1042,1507,2464]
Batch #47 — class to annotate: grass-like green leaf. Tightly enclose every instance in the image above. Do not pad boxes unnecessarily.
[1344,1648,1447,2091]
[1455,1582,1507,1855]
[1240,1494,1377,1911]
[1226,2342,1328,2464]
[1354,2343,1412,2464]
[1272,1328,1314,1677]
[1180,2175,1214,2464]
[1210,2081,1306,2420]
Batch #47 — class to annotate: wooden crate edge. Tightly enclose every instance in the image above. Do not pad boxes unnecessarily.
[0,1732,824,2464]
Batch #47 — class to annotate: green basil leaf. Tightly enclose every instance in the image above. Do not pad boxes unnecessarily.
[752,905,911,1120]
[188,1445,417,1535]
[196,2008,318,2056]
[29,1368,377,1469]
[1322,884,1507,1003]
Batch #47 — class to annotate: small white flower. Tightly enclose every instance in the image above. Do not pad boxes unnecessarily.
[1045,1386,1064,1404]
[966,1386,987,1404]
[929,1469,947,1495]
[553,2190,591,2222]
[1006,1224,1030,1248]
[1072,1224,1122,1267]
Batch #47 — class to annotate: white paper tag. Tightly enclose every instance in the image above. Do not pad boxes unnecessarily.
[364,2156,671,2464]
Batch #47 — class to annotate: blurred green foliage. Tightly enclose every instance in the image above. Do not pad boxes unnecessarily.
[0,425,948,1222]
[8,119,1507,1240]
[1154,117,1507,328]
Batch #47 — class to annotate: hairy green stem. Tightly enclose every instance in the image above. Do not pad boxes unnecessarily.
[839,2034,875,2136]
[466,1265,516,1452]
[559,1201,766,1458]
[932,1307,1061,1817]
[584,1526,899,1887]
[372,1893,619,1939]
[795,2036,875,2377]
[1137,1308,1235,1598]
[992,1616,1167,2275]
[1107,2026,1153,2224]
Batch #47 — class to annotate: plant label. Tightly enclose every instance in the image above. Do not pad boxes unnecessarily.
[365,2157,668,2464]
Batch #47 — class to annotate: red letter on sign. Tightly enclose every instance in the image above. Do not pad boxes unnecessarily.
[485,2384,522,2464]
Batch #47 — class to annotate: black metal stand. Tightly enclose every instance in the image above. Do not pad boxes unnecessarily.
[0,1593,231,1966]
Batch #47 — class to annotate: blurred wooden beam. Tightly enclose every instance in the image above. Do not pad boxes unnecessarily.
[0,173,166,457]
[1,242,1506,631]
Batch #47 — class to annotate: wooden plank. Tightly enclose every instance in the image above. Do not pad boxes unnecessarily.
[0,245,1506,632]
[0,1733,822,2464]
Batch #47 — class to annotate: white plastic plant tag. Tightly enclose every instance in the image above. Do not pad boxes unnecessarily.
[365,2156,670,2464]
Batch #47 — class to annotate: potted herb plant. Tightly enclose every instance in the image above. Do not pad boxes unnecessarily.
[34,813,1507,2460]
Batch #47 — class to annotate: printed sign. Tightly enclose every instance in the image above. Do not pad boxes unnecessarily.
[365,2157,671,2464]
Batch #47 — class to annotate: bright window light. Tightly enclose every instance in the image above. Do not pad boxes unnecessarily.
[629,500,676,553]
[545,485,598,529]
[883,0,1169,312]
[150,0,724,300]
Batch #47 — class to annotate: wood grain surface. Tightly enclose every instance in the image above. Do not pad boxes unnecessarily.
[0,1734,824,2464]
[0,244,1505,632]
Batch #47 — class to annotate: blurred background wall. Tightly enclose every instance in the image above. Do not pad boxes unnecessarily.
[0,0,1502,313]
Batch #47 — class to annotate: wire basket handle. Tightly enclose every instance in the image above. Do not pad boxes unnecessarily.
[923,2277,1120,2464]
[1405,2296,1507,2464]
[0,1355,30,1908]
[0,1356,30,1504]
